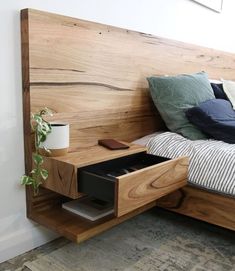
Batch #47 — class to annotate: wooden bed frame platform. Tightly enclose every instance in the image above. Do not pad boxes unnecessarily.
[158,186,235,231]
[21,9,235,234]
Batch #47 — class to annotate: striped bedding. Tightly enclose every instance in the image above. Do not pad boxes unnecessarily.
[146,132,235,196]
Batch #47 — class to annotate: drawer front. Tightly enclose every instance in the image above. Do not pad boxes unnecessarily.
[116,156,189,217]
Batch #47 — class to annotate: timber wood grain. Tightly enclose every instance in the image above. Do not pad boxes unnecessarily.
[26,8,235,150]
[30,85,158,149]
[21,9,62,215]
[29,201,157,243]
[42,158,81,199]
[21,8,235,235]
[49,143,146,167]
[116,157,189,217]
[157,186,235,231]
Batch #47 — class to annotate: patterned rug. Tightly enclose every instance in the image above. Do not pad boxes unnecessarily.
[22,209,235,271]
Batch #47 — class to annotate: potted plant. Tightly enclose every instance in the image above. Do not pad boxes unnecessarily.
[21,108,53,195]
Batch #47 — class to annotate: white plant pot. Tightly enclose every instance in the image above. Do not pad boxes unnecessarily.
[40,123,70,157]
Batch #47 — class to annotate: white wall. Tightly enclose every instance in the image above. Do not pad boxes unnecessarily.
[1,0,235,263]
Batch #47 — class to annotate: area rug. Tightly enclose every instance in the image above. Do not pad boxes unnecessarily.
[23,210,235,271]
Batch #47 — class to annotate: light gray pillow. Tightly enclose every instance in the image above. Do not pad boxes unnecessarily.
[147,72,215,140]
[222,79,235,109]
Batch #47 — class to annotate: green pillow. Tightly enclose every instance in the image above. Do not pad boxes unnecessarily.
[147,72,215,140]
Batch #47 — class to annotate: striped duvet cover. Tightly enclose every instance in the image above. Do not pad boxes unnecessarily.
[146,132,235,197]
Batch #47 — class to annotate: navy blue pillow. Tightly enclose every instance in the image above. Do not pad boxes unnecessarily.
[185,99,235,144]
[210,83,228,100]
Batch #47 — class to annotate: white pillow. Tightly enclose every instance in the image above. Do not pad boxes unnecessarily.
[222,80,235,109]
[132,132,164,146]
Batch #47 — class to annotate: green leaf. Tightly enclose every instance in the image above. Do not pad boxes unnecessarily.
[31,168,40,176]
[38,123,51,137]
[32,180,41,192]
[43,123,51,133]
[33,153,43,165]
[36,123,44,133]
[41,129,49,137]
[39,133,46,143]
[21,175,34,185]
[47,123,52,131]
[20,175,28,185]
[33,114,43,124]
[31,168,37,174]
[40,169,49,180]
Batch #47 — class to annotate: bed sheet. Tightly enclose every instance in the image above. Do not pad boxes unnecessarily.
[137,132,235,197]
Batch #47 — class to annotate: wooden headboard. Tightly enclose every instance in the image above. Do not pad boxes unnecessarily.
[21,9,235,159]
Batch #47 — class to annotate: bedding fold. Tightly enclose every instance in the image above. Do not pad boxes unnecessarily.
[146,132,235,197]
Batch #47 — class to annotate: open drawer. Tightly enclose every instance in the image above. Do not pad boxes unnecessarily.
[78,152,188,217]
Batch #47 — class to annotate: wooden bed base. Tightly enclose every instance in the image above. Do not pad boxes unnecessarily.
[157,186,235,231]
[21,9,235,233]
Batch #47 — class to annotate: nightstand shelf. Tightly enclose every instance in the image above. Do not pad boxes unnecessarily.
[27,142,189,242]
[29,200,157,243]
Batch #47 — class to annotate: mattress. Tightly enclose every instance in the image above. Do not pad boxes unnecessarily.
[136,132,235,197]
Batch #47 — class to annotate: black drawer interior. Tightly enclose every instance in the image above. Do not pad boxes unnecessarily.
[77,152,170,203]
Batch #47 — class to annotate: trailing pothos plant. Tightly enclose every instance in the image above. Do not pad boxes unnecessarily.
[21,108,53,195]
